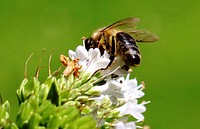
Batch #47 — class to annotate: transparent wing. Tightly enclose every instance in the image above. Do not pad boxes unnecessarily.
[129,30,159,42]
[101,17,140,32]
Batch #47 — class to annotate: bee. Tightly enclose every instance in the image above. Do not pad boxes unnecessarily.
[84,17,158,71]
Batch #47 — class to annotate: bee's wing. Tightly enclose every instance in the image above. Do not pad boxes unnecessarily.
[101,17,140,32]
[129,30,159,42]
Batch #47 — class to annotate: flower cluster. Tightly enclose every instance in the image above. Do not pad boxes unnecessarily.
[0,40,149,129]
[61,40,149,129]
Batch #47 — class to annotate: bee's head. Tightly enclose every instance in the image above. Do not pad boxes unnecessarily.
[91,28,105,40]
[84,38,93,51]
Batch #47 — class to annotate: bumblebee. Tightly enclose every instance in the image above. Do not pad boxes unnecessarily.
[84,17,158,70]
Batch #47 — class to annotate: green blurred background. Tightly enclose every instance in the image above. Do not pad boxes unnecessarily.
[0,0,200,128]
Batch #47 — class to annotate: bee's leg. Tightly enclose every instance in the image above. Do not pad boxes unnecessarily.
[108,55,115,66]
[111,36,116,56]
[102,32,107,44]
[99,45,105,55]
[105,36,116,66]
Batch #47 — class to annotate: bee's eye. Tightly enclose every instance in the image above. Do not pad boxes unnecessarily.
[84,38,91,50]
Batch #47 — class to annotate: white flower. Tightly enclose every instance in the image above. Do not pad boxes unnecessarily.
[116,76,146,122]
[68,45,110,76]
[68,41,150,127]
[94,74,144,100]
[121,74,145,102]
[97,75,147,122]
[102,76,124,98]
[91,76,124,99]
[117,99,147,122]
[114,121,136,129]
[68,45,88,66]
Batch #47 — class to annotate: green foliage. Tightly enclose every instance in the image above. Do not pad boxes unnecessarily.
[0,100,10,128]
[0,75,97,129]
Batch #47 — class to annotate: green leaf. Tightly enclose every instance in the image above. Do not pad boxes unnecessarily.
[2,101,10,113]
[47,79,60,106]
[27,113,41,129]
[43,77,56,89]
[85,87,101,96]
[16,78,28,103]
[79,83,93,92]
[16,77,40,104]
[58,107,78,128]
[16,101,33,128]
[87,76,99,84]
[37,101,57,125]
[0,101,10,127]
[60,89,70,103]
[56,106,75,117]
[68,89,81,100]
[59,107,80,128]
[72,79,82,88]
[63,101,81,107]
[75,116,96,129]
[29,96,39,110]
[37,84,50,103]
[40,77,55,100]
[47,114,60,129]
[3,122,19,129]
[37,101,52,114]
[67,73,74,86]
[81,106,92,115]
[92,70,102,78]
[75,96,88,102]
[57,76,67,89]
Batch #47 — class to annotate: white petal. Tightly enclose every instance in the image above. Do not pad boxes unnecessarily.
[95,58,110,69]
[91,83,109,93]
[124,90,145,101]
[103,50,110,58]
[101,56,128,76]
[115,122,136,129]
[132,112,144,122]
[68,50,75,59]
[126,122,136,129]
[75,45,88,61]
[115,122,126,129]
[118,100,146,122]
[116,77,125,83]
[128,79,138,89]
[88,48,101,63]
[89,95,108,101]
[122,79,138,91]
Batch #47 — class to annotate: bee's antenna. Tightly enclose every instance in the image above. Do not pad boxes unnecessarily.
[24,52,35,78]
[35,49,45,78]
